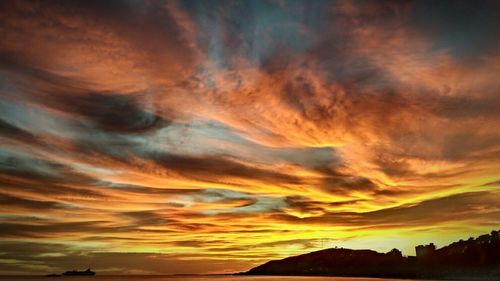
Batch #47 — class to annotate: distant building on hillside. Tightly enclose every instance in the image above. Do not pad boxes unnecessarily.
[477,234,491,244]
[491,230,499,241]
[415,243,436,258]
[387,248,402,257]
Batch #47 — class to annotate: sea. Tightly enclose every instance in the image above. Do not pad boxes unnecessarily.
[0,276,436,281]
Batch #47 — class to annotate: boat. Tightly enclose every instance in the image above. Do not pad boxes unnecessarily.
[62,268,96,276]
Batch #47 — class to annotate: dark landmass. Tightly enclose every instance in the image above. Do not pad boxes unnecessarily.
[62,268,95,276]
[240,230,500,280]
[46,267,95,277]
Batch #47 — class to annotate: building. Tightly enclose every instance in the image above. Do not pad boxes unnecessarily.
[387,248,402,257]
[415,243,436,258]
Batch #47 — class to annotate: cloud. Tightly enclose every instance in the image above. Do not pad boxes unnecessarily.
[50,92,167,134]
[0,118,38,144]
[0,0,198,87]
[276,190,500,228]
[0,241,251,275]
[0,193,70,212]
[149,152,302,185]
[0,221,114,239]
[0,0,499,274]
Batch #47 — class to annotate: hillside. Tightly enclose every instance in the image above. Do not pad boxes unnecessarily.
[240,230,500,280]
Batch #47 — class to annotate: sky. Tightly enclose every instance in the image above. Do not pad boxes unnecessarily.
[0,0,499,275]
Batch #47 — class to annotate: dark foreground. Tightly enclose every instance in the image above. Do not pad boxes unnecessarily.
[0,276,468,281]
[240,230,500,280]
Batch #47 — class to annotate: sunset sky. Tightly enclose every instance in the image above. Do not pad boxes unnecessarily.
[0,0,500,275]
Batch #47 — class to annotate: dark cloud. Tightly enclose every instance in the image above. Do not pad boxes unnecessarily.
[53,93,166,134]
[0,241,75,262]
[410,0,500,59]
[0,55,84,90]
[0,118,38,144]
[481,179,500,187]
[150,152,302,184]
[321,176,378,194]
[0,57,169,134]
[0,151,108,201]
[285,195,326,214]
[266,146,339,170]
[120,210,167,227]
[96,181,201,196]
[157,220,216,233]
[181,0,325,68]
[276,191,500,228]
[0,221,114,239]
[0,175,107,202]
[0,152,68,183]
[193,189,259,209]
[438,95,500,119]
[285,195,366,214]
[0,193,70,212]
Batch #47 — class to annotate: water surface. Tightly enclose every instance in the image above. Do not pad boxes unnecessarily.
[0,276,433,281]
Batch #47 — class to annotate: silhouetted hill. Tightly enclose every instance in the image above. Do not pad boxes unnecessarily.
[240,230,500,280]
